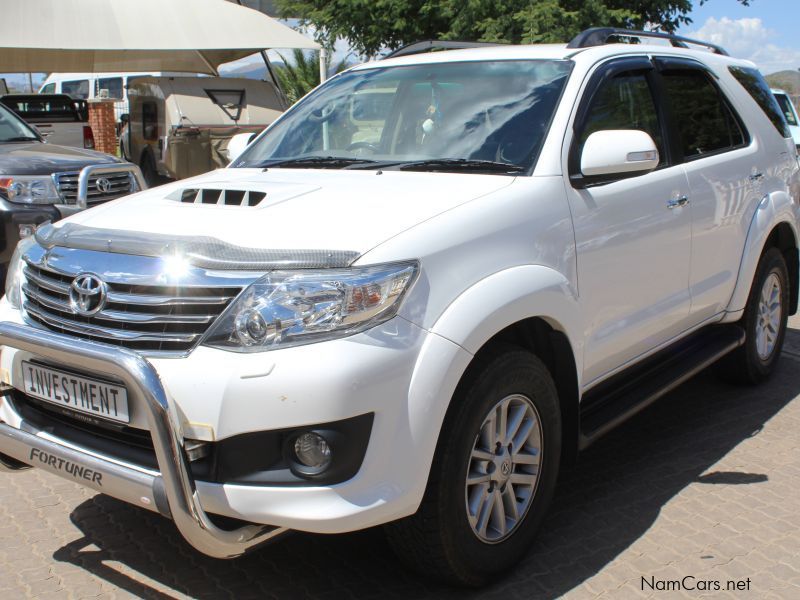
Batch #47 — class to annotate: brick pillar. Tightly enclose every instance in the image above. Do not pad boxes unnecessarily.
[87,99,117,155]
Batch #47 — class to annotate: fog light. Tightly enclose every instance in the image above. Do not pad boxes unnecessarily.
[293,432,332,473]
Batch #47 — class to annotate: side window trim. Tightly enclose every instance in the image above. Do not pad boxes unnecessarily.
[655,57,751,162]
[569,56,671,188]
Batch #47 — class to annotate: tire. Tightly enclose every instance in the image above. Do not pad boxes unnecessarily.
[140,151,160,188]
[385,347,561,587]
[718,247,789,384]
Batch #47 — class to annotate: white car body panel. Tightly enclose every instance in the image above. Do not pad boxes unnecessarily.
[1,41,799,543]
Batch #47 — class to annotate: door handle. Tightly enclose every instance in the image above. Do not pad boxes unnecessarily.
[667,195,689,209]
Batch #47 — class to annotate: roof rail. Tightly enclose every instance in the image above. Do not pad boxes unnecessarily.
[383,40,504,60]
[566,27,729,56]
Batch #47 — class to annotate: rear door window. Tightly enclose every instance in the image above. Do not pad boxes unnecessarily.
[661,69,747,159]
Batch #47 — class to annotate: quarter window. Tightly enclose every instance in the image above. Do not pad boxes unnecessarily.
[579,72,665,166]
[40,83,55,94]
[662,70,746,159]
[728,66,790,139]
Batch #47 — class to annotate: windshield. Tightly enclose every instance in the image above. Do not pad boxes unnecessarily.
[774,93,798,127]
[0,102,40,143]
[234,60,572,174]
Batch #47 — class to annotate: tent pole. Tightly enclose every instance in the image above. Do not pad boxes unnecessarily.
[319,47,327,84]
[195,50,219,75]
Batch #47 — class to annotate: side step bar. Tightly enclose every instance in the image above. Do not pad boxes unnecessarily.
[579,325,745,448]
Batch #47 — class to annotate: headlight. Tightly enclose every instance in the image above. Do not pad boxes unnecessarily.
[202,261,418,352]
[4,236,36,309]
[0,176,61,204]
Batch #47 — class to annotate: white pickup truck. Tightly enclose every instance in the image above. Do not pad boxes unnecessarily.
[0,28,799,587]
[0,94,94,150]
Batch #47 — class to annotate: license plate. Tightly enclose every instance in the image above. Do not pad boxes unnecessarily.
[20,360,129,424]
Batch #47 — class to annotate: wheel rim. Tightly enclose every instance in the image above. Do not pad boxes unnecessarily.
[755,272,782,361]
[465,393,543,544]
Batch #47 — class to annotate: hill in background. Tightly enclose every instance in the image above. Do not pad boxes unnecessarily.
[766,70,800,97]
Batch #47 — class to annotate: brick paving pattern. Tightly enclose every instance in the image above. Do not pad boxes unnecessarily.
[2,320,800,599]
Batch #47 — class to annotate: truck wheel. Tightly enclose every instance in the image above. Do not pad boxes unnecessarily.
[140,151,160,187]
[385,348,561,586]
[719,247,789,384]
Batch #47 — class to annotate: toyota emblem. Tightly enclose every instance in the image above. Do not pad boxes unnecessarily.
[95,177,111,194]
[69,273,108,316]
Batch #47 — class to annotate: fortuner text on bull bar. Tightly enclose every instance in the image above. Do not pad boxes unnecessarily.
[0,322,288,557]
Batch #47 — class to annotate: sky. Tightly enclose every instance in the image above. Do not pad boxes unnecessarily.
[2,0,798,91]
[680,0,800,74]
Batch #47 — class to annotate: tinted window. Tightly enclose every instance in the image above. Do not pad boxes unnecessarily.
[662,70,746,159]
[0,96,77,119]
[579,72,665,165]
[97,77,123,100]
[774,93,798,127]
[729,66,791,138]
[62,79,90,99]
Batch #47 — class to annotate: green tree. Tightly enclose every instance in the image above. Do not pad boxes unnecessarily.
[274,49,350,104]
[275,0,752,58]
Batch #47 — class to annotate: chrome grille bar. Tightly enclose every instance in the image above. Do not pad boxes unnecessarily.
[24,302,202,344]
[21,256,247,354]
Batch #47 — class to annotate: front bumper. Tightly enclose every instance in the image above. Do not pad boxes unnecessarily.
[0,322,286,558]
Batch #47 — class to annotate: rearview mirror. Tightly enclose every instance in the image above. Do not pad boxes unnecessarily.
[580,130,659,178]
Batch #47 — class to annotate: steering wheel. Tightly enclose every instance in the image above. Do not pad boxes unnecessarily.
[346,141,380,155]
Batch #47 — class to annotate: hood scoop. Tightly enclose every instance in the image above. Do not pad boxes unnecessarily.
[172,187,267,207]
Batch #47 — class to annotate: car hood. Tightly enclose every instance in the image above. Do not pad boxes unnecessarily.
[56,168,515,258]
[0,141,121,176]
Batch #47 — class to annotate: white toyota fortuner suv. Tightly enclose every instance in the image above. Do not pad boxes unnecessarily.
[1,28,798,586]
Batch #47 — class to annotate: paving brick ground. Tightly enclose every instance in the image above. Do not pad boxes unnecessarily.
[2,320,800,599]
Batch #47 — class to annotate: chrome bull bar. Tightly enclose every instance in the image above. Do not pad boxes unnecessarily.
[76,163,147,208]
[0,322,287,558]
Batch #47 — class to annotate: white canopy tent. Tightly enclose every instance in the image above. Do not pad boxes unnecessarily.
[0,0,319,75]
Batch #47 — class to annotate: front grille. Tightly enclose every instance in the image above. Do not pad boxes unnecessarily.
[54,171,134,205]
[22,261,243,353]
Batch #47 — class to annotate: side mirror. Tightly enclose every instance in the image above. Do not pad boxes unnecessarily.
[580,130,659,178]
[120,113,129,124]
[226,131,259,164]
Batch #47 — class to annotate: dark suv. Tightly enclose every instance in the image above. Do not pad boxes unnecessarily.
[0,101,144,283]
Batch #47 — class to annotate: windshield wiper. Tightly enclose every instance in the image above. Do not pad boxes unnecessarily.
[3,136,39,142]
[256,156,379,169]
[395,158,525,174]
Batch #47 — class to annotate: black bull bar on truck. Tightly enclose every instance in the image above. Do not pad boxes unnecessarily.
[0,322,287,558]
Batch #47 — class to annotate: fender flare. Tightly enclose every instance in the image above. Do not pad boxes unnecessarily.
[399,266,583,511]
[725,190,800,316]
